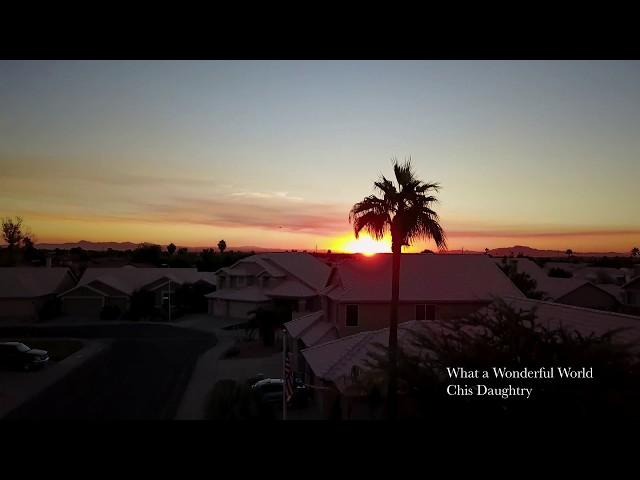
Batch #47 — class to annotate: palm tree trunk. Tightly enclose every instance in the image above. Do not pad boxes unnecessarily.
[387,238,401,419]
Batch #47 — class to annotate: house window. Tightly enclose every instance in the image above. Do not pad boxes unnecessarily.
[346,304,359,327]
[416,304,436,321]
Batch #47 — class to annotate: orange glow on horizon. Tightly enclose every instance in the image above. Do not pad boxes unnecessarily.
[331,233,390,255]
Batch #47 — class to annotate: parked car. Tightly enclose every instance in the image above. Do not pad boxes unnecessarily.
[250,376,310,408]
[0,342,50,371]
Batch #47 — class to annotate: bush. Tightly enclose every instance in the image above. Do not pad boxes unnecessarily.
[362,299,640,419]
[205,379,273,420]
[548,267,573,278]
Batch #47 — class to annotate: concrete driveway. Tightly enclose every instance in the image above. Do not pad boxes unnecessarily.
[175,314,282,420]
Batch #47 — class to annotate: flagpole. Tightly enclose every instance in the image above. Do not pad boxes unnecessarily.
[282,329,287,421]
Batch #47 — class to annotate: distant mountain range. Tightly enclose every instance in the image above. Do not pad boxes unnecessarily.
[446,245,629,257]
[34,240,286,253]
[29,241,629,256]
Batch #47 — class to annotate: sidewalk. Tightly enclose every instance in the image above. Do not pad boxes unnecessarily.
[174,335,236,420]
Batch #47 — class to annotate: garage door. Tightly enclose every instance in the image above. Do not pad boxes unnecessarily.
[62,297,104,317]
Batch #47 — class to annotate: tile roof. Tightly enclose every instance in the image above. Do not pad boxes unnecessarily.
[302,321,427,393]
[253,253,331,290]
[205,286,270,302]
[284,311,338,346]
[501,296,640,346]
[493,258,616,301]
[302,297,640,394]
[66,267,216,296]
[0,267,73,298]
[326,254,524,302]
[265,279,317,298]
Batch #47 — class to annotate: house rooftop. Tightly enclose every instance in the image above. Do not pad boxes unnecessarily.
[0,267,74,298]
[69,267,216,296]
[325,254,524,302]
[302,297,640,395]
[233,253,331,290]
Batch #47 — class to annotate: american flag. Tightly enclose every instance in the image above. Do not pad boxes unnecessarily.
[284,352,295,403]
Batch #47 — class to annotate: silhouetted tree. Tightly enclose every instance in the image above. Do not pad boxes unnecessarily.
[177,247,188,255]
[548,267,572,278]
[349,158,446,419]
[218,239,227,253]
[128,289,156,321]
[131,244,162,266]
[248,305,291,346]
[2,216,24,251]
[361,299,640,419]
[632,247,639,258]
[499,258,544,299]
[22,235,39,263]
[565,249,573,258]
[485,248,490,255]
[205,379,271,420]
[167,243,177,255]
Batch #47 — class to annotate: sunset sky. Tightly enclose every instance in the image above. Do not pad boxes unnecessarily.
[1,60,639,253]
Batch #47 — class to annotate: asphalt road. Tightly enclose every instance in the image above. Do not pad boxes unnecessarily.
[1,323,217,420]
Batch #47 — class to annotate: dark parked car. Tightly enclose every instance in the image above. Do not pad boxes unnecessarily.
[0,342,50,371]
[251,376,310,408]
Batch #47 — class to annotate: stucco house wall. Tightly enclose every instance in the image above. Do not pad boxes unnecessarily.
[623,278,640,306]
[333,301,488,337]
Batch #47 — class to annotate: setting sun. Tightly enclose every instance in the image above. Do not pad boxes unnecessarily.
[336,234,390,256]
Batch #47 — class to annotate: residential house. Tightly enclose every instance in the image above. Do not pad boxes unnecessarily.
[622,276,640,307]
[285,254,524,374]
[0,267,77,322]
[205,253,331,320]
[572,266,628,286]
[302,296,640,419]
[496,258,620,311]
[58,266,216,317]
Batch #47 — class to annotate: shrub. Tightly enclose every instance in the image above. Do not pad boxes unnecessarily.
[205,379,272,420]
[548,267,573,278]
[362,299,640,419]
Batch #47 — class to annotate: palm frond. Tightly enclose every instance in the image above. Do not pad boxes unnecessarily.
[393,158,416,188]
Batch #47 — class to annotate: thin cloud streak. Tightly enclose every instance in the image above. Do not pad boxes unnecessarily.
[447,229,640,238]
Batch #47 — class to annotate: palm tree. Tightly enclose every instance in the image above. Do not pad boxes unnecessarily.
[218,239,227,253]
[349,158,446,419]
[632,247,639,258]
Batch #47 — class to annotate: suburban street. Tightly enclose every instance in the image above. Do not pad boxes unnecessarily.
[1,322,217,420]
